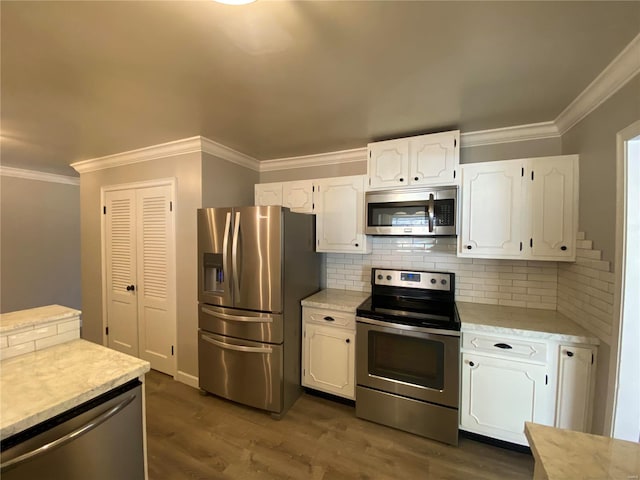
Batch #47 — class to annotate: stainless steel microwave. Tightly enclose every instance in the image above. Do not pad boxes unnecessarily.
[365,187,458,236]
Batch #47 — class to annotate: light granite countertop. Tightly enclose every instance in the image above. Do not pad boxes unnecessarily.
[457,302,600,345]
[0,339,150,439]
[301,289,370,313]
[525,422,640,479]
[0,304,81,334]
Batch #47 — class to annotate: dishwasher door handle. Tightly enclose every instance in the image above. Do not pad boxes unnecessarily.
[0,394,136,472]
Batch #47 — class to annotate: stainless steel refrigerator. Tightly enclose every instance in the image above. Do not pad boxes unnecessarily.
[197,205,320,417]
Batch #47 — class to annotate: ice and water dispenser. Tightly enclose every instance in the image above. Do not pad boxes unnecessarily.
[202,253,224,294]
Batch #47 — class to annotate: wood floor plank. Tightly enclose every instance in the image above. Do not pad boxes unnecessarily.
[145,370,534,479]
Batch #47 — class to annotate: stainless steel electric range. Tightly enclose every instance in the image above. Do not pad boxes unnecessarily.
[355,267,461,446]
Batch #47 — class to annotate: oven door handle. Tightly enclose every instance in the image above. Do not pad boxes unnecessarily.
[428,193,435,233]
[201,334,273,354]
[356,316,461,337]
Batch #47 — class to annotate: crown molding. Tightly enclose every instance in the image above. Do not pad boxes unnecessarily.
[200,137,260,171]
[71,136,260,174]
[259,147,367,172]
[460,121,559,148]
[0,166,80,185]
[556,32,640,135]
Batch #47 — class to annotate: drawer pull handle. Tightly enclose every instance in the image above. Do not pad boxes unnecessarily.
[494,343,513,349]
[324,316,335,322]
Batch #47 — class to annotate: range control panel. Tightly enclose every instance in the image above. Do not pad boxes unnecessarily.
[372,268,453,292]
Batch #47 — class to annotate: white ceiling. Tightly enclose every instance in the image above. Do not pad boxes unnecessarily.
[1,1,639,176]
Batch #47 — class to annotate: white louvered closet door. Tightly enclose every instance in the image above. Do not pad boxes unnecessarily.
[105,184,175,376]
[105,189,139,357]
[135,185,175,375]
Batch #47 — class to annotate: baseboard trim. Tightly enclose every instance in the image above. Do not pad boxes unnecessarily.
[176,370,199,389]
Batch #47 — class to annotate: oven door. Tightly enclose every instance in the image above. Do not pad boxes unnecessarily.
[356,318,459,408]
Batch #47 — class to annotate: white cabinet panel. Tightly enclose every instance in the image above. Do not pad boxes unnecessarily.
[367,138,409,190]
[555,345,595,432]
[282,180,314,213]
[459,160,524,258]
[315,175,368,253]
[460,352,552,445]
[254,183,283,206]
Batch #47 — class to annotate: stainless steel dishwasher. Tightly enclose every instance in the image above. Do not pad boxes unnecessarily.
[1,379,145,480]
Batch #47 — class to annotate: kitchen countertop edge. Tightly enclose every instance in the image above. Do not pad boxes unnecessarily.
[301,289,370,313]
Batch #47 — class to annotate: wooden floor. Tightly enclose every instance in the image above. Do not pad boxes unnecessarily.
[145,370,534,479]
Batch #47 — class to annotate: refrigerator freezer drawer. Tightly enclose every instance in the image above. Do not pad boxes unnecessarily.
[199,331,283,413]
[199,304,284,344]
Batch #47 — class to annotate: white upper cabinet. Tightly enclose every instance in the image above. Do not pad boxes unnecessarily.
[315,175,369,254]
[367,130,459,190]
[459,160,524,258]
[459,155,578,261]
[282,180,314,213]
[254,182,283,207]
[529,156,578,260]
[255,180,314,213]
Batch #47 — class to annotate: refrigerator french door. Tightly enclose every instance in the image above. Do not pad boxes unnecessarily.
[197,206,319,416]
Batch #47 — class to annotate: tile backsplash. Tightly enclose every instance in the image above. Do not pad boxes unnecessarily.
[326,236,558,310]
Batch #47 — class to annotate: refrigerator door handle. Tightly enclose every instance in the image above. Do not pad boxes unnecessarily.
[201,334,273,354]
[0,394,136,472]
[232,211,241,302]
[222,212,231,288]
[201,307,273,323]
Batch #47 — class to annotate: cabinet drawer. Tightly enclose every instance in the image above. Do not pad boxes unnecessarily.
[462,332,547,363]
[303,307,355,329]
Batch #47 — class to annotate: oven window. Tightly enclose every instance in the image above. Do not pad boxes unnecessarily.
[368,201,428,227]
[368,331,444,390]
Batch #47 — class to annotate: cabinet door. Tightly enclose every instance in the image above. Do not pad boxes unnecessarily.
[282,180,314,213]
[555,345,595,432]
[409,130,459,186]
[529,155,578,260]
[459,161,524,258]
[254,183,283,206]
[302,322,355,399]
[315,175,368,253]
[460,353,552,445]
[367,139,409,190]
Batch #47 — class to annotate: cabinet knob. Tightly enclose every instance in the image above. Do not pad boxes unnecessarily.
[566,350,574,357]
[414,176,419,181]
[354,243,359,247]
[469,361,475,367]
[399,178,404,182]
[561,245,567,251]
[126,285,135,292]
[466,245,472,250]
[346,338,351,344]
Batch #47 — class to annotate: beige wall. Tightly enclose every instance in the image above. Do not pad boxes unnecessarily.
[202,153,259,207]
[562,76,640,268]
[0,176,81,313]
[460,137,562,164]
[559,75,640,436]
[79,152,202,380]
[259,161,366,183]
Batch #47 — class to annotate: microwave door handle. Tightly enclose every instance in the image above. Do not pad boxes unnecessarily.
[428,193,435,233]
[232,211,241,301]
[222,212,231,287]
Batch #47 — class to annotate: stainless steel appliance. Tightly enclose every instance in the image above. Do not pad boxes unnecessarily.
[365,186,457,236]
[1,380,144,480]
[197,206,320,417]
[356,268,460,445]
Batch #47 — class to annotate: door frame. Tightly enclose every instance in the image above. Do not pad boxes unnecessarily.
[605,119,640,436]
[100,178,177,376]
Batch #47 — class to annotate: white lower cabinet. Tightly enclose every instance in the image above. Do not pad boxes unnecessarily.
[302,307,355,400]
[460,331,597,446]
[555,344,596,432]
[460,352,552,445]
